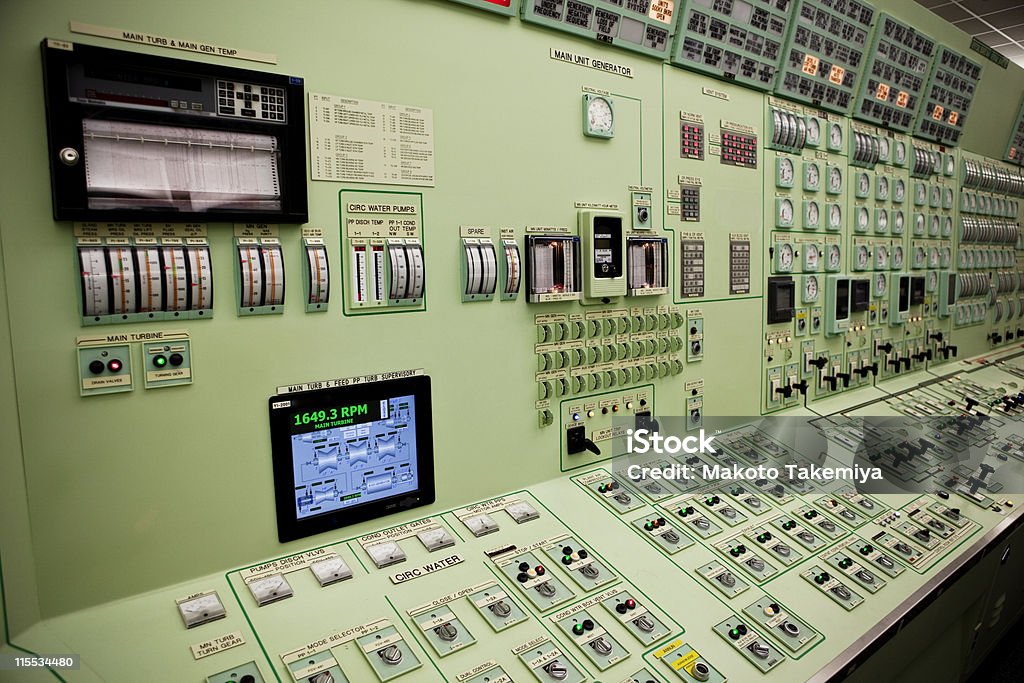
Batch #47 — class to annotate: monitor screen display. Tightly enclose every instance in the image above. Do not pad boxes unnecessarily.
[269,375,434,541]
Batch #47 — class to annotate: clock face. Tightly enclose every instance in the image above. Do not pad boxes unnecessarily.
[804,275,819,301]
[894,179,905,202]
[829,122,843,149]
[807,117,821,145]
[828,166,842,193]
[915,245,927,265]
[777,158,794,186]
[778,198,794,225]
[585,95,614,137]
[829,203,842,229]
[806,201,820,226]
[875,245,888,268]
[805,162,820,188]
[895,140,907,164]
[828,244,840,268]
[857,206,870,231]
[857,244,870,268]
[878,136,890,160]
[778,243,794,269]
[805,244,820,269]
[893,211,905,233]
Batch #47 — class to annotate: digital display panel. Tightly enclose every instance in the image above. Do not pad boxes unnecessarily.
[269,375,434,541]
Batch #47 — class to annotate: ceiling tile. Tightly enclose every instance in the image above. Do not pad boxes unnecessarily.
[914,0,955,8]
[965,1,1024,18]
[993,43,1024,60]
[932,4,974,22]
[1000,24,1024,42]
[955,18,997,35]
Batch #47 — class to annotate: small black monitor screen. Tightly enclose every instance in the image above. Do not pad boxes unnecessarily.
[269,375,434,542]
[835,279,850,320]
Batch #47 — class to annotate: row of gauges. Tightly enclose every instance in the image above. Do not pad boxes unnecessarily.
[958,247,1018,271]
[349,241,425,306]
[959,218,1021,244]
[772,240,842,274]
[956,272,992,298]
[991,298,1024,324]
[910,146,946,179]
[774,158,842,193]
[460,238,521,302]
[793,272,929,308]
[993,271,1024,295]
[852,243,951,272]
[849,130,905,168]
[961,192,1020,217]
[962,159,1024,196]
[954,302,991,326]
[774,197,842,230]
[768,107,844,152]
[237,241,333,315]
[77,244,213,324]
[850,171,906,202]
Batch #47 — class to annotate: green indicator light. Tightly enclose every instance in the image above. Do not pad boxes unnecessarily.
[153,355,167,368]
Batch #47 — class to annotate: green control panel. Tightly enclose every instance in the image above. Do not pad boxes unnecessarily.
[2,1,1024,682]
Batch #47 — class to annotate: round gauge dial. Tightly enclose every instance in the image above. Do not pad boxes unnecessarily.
[778,243,794,269]
[916,183,926,203]
[915,245,927,265]
[893,211,905,232]
[942,216,952,237]
[941,246,951,266]
[895,141,907,165]
[878,137,890,159]
[828,166,842,192]
[876,273,888,295]
[805,275,819,300]
[928,270,938,291]
[945,155,954,175]
[878,176,889,197]
[778,198,794,224]
[829,122,843,148]
[930,215,940,235]
[857,206,870,230]
[943,187,953,206]
[807,201,820,225]
[876,245,888,268]
[829,203,842,229]
[828,244,841,268]
[894,179,905,201]
[805,244,820,268]
[805,163,819,187]
[892,245,904,268]
[915,213,925,234]
[807,117,821,145]
[930,185,941,205]
[858,173,870,195]
[778,158,794,185]
[586,96,614,135]
[928,247,939,268]
[876,210,888,232]
[857,245,870,268]
[182,594,221,615]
